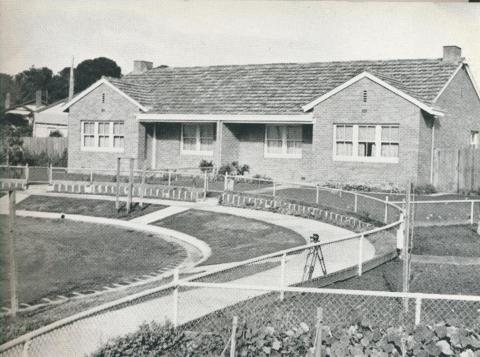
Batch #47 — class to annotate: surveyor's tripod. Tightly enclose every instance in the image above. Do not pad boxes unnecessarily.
[302,234,327,281]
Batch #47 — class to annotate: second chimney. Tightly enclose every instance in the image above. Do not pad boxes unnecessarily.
[133,60,153,74]
[443,46,462,63]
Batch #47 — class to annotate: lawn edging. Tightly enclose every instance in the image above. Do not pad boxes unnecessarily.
[50,180,204,202]
[0,179,27,191]
[219,191,376,232]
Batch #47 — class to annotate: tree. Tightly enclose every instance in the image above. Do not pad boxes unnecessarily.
[49,130,63,137]
[75,57,121,92]
[14,67,53,103]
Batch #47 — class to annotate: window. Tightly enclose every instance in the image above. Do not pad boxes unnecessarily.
[381,125,399,157]
[81,121,124,151]
[265,125,303,158]
[333,124,399,163]
[101,93,105,104]
[181,123,215,155]
[471,131,479,148]
[358,125,376,157]
[363,90,367,103]
[335,125,353,156]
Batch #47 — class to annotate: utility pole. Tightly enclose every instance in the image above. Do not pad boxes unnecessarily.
[68,57,75,102]
[7,190,18,317]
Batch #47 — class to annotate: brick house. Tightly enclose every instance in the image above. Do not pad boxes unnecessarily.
[63,46,480,188]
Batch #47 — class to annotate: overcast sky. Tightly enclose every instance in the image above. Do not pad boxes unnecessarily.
[1,0,480,81]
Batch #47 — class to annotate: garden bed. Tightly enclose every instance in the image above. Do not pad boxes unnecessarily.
[153,209,305,265]
[16,195,167,220]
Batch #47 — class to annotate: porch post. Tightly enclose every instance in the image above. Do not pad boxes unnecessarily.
[152,123,157,170]
[216,120,222,169]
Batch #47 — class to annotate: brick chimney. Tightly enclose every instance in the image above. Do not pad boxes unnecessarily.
[443,45,462,63]
[132,60,153,74]
[35,90,42,107]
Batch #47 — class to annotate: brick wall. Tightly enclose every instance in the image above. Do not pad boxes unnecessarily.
[145,122,218,169]
[235,123,314,181]
[220,123,240,164]
[68,83,143,171]
[434,67,480,150]
[312,77,422,188]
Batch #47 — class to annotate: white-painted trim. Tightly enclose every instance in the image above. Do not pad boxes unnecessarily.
[464,63,480,103]
[179,123,214,156]
[264,124,303,159]
[302,71,444,116]
[332,124,399,164]
[432,64,463,103]
[62,78,148,112]
[80,121,125,153]
[138,113,313,123]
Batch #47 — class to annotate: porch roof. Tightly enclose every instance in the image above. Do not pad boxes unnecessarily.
[137,113,313,124]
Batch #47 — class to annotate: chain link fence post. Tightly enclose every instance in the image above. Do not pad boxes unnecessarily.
[25,163,29,184]
[316,184,320,205]
[172,269,179,329]
[384,196,389,223]
[354,192,358,213]
[230,316,238,357]
[358,234,364,276]
[415,297,422,325]
[280,253,286,300]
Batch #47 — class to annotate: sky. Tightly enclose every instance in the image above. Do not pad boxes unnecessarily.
[1,0,480,81]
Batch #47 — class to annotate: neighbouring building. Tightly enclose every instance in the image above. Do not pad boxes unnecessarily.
[62,46,480,188]
[33,99,69,137]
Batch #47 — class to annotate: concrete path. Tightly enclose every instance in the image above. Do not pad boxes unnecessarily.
[129,206,190,224]
[0,187,373,357]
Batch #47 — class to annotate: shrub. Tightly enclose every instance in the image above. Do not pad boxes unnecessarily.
[199,160,214,172]
[414,184,436,195]
[49,130,63,137]
[22,149,68,167]
[92,319,480,357]
[218,161,250,176]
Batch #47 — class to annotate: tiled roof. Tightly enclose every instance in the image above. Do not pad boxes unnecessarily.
[108,58,460,115]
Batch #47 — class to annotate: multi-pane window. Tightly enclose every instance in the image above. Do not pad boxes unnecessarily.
[335,125,353,156]
[334,124,399,162]
[81,121,124,151]
[381,125,399,158]
[358,125,376,157]
[265,125,303,158]
[181,123,215,154]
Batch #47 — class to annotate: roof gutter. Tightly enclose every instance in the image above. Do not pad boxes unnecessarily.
[137,113,314,124]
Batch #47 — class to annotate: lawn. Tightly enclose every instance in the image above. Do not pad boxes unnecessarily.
[17,195,167,220]
[412,224,480,257]
[0,216,186,305]
[153,209,305,265]
[328,258,480,295]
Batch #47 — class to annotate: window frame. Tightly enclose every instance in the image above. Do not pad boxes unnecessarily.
[264,125,303,159]
[333,124,399,163]
[180,123,215,156]
[80,121,124,152]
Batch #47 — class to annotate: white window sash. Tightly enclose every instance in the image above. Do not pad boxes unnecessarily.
[264,125,302,159]
[80,121,124,153]
[333,124,399,163]
[180,123,214,156]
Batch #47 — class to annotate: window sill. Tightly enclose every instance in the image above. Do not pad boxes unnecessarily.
[333,155,399,164]
[264,153,302,159]
[180,150,214,156]
[81,147,124,153]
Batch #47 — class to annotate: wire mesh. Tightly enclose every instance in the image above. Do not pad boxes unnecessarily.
[0,166,26,180]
